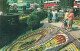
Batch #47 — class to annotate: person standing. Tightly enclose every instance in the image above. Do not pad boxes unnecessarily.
[61,10,69,28]
[67,9,74,31]
[64,10,69,23]
[52,9,57,22]
[48,9,52,23]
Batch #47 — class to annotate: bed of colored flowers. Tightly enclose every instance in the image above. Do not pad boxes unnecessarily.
[47,25,56,31]
[19,15,29,23]
[59,43,79,51]
[29,35,66,51]
[5,29,48,51]
[73,20,80,25]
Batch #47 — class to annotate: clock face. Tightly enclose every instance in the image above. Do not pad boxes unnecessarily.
[29,35,67,51]
[5,29,48,51]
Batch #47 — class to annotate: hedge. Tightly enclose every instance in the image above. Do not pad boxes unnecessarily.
[27,14,40,30]
[32,10,48,21]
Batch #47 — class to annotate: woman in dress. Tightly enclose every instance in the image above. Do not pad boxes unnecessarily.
[52,9,57,22]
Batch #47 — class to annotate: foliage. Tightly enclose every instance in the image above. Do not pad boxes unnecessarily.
[0,0,9,14]
[19,15,29,23]
[32,10,48,21]
[58,17,64,21]
[60,0,75,9]
[0,15,19,34]
[3,0,9,13]
[27,14,40,30]
[14,0,17,3]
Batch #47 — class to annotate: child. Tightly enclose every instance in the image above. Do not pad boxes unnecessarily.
[61,19,67,29]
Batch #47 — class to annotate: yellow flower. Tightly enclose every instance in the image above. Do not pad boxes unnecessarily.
[72,43,79,51]
[45,43,50,48]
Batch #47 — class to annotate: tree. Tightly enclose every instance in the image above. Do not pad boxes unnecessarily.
[27,14,40,30]
[25,0,34,3]
[32,11,48,21]
[3,0,9,13]
[14,0,17,3]
[60,0,75,9]
[0,0,9,14]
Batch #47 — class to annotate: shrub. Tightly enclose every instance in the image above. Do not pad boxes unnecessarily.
[27,14,40,30]
[32,10,48,21]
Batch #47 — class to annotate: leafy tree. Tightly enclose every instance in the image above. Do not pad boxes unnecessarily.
[27,14,40,30]
[60,0,75,9]
[14,0,17,3]
[3,0,9,13]
[0,0,9,14]
[32,10,48,21]
[25,0,34,3]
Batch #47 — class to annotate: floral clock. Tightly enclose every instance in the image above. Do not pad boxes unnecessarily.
[29,34,68,51]
[5,29,48,51]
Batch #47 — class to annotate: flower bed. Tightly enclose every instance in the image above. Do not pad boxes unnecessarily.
[4,23,80,51]
[59,43,79,51]
[19,15,29,23]
[29,35,67,51]
[47,25,56,31]
[73,20,80,25]
[5,29,48,51]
